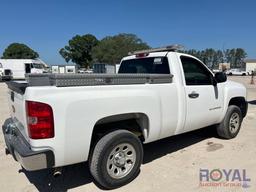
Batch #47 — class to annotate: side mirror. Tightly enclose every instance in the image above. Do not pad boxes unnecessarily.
[215,72,227,83]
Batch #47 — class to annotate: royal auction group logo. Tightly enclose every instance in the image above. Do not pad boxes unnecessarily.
[199,169,251,188]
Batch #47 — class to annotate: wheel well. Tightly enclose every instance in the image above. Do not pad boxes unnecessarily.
[228,97,247,117]
[90,113,149,148]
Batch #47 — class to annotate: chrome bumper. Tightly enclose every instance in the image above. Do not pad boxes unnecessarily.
[2,118,54,171]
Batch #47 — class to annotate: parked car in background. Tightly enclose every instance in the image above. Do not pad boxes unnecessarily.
[78,68,93,73]
[85,69,93,73]
[78,68,86,73]
[212,69,221,73]
[226,68,247,76]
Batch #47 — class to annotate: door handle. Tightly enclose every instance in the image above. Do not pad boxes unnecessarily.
[188,91,199,98]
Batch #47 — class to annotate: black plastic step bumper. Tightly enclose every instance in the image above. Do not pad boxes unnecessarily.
[2,118,54,171]
[0,75,12,81]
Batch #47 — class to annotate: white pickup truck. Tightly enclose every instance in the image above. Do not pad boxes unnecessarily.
[226,68,247,76]
[2,45,248,189]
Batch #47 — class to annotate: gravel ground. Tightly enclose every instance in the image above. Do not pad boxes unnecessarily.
[0,76,255,192]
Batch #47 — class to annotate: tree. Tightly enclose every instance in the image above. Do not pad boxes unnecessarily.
[2,43,39,59]
[234,48,247,68]
[184,49,201,59]
[223,49,231,63]
[184,48,246,69]
[214,50,224,69]
[224,48,247,68]
[201,48,216,69]
[59,34,98,68]
[92,33,150,64]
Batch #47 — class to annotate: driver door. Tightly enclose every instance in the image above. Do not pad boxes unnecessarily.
[180,56,223,132]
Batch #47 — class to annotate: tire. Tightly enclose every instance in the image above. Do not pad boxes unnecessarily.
[216,105,242,139]
[89,130,143,189]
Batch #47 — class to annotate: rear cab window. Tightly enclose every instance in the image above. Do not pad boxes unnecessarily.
[118,57,170,74]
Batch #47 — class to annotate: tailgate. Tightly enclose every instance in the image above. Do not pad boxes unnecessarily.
[6,81,29,141]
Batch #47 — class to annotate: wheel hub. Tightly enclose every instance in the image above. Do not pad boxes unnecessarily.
[114,152,126,167]
[229,112,240,134]
[106,143,136,179]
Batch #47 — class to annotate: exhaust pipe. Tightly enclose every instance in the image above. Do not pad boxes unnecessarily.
[5,148,10,155]
[53,167,62,178]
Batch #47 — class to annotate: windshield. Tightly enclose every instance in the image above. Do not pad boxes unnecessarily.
[32,63,44,69]
[119,57,170,74]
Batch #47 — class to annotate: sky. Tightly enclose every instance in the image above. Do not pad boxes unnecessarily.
[0,0,255,65]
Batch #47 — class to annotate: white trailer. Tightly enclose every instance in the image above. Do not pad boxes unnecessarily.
[51,65,77,74]
[93,63,115,74]
[245,59,256,75]
[0,59,47,79]
[51,66,59,73]
[59,66,65,73]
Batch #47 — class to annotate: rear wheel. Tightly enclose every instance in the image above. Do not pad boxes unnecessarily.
[216,105,242,139]
[89,130,143,189]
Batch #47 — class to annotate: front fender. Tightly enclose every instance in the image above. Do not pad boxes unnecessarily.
[222,80,247,119]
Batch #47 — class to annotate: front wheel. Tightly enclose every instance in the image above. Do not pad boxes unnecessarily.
[89,130,143,189]
[216,105,242,139]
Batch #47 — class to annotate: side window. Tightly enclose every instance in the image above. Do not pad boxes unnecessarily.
[118,57,170,74]
[180,56,213,85]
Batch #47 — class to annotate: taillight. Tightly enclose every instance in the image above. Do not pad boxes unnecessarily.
[26,101,54,139]
[135,53,149,58]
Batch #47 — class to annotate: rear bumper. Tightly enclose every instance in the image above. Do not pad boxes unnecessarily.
[2,118,55,171]
[0,75,12,80]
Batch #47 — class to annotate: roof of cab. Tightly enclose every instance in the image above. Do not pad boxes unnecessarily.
[123,44,185,61]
